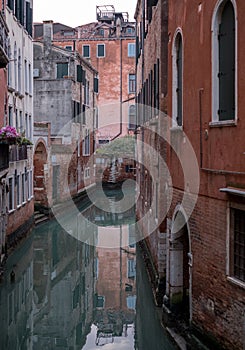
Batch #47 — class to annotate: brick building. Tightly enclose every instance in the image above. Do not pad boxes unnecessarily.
[135,0,245,349]
[34,5,136,145]
[134,0,169,303]
[0,0,9,265]
[5,0,34,247]
[33,21,98,210]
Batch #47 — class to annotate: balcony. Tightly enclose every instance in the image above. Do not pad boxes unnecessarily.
[0,12,8,68]
[0,144,9,171]
[9,144,27,162]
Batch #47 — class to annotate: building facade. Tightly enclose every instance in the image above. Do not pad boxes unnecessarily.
[33,21,98,209]
[135,0,245,349]
[134,0,169,302]
[34,5,136,146]
[0,0,9,267]
[5,0,34,246]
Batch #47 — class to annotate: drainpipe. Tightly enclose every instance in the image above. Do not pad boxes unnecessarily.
[199,88,204,168]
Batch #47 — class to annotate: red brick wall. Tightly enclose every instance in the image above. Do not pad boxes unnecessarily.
[167,1,245,348]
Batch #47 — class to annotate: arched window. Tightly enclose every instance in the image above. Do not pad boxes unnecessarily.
[212,0,236,122]
[172,31,183,127]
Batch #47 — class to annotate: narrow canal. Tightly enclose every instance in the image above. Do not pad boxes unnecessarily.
[0,185,177,350]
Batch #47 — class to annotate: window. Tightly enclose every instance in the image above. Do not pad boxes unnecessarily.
[94,77,99,93]
[24,60,28,93]
[8,106,13,126]
[65,45,72,51]
[8,45,12,87]
[84,80,89,106]
[56,63,68,78]
[18,49,21,93]
[128,74,136,93]
[98,29,104,36]
[29,115,32,139]
[77,65,83,83]
[8,177,14,212]
[128,105,136,130]
[128,43,135,57]
[230,208,245,283]
[212,1,236,122]
[172,31,183,127]
[83,129,90,156]
[29,170,33,198]
[22,173,26,203]
[28,63,32,94]
[83,45,90,58]
[97,44,105,57]
[25,113,28,137]
[17,174,21,207]
[128,259,136,278]
[19,111,23,133]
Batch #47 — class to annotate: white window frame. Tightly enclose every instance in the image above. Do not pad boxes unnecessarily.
[97,44,105,58]
[84,167,90,179]
[172,28,184,129]
[211,0,237,125]
[128,74,136,94]
[128,43,135,57]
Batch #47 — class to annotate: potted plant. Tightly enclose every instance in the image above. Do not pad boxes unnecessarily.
[0,125,19,144]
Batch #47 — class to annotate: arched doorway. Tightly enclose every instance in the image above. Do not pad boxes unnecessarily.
[168,208,192,321]
[34,141,48,208]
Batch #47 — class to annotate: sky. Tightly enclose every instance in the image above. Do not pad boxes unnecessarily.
[33,0,137,27]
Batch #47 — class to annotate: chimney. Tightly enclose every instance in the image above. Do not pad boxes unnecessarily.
[43,20,53,44]
[116,17,121,38]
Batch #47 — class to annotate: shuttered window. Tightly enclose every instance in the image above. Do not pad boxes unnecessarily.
[94,77,99,93]
[83,45,90,58]
[77,65,83,83]
[97,44,105,57]
[176,34,183,126]
[218,1,235,121]
[57,63,68,78]
[25,2,33,36]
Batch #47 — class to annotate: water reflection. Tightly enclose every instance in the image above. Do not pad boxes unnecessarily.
[0,185,176,349]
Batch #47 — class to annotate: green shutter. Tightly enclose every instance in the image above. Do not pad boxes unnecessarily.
[94,77,99,93]
[77,65,83,82]
[176,34,183,126]
[57,63,68,78]
[218,1,235,121]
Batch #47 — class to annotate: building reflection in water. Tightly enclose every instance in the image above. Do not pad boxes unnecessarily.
[0,185,137,349]
[82,187,137,349]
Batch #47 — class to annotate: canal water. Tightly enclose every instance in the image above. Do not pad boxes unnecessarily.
[0,186,177,350]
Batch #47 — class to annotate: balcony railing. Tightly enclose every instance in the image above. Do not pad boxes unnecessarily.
[0,144,9,171]
[9,144,27,162]
[0,12,9,68]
